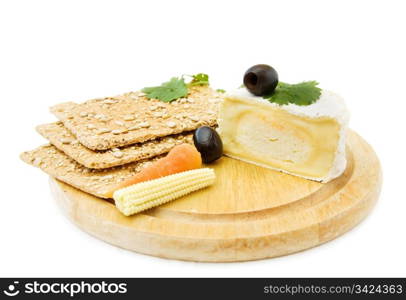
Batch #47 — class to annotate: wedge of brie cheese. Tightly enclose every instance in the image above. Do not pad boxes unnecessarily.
[218,88,350,182]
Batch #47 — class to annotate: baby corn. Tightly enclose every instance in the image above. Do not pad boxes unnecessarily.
[113,168,216,216]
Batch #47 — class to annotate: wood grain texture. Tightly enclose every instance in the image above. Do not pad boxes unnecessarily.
[49,130,382,262]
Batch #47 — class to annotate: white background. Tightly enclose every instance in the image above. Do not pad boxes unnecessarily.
[1,0,405,277]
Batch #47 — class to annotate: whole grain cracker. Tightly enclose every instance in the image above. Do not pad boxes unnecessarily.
[50,86,222,150]
[36,122,193,169]
[20,145,162,199]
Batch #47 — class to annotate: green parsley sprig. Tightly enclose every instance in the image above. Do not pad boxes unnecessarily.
[142,73,210,102]
[188,73,209,86]
[263,81,321,106]
[142,77,188,103]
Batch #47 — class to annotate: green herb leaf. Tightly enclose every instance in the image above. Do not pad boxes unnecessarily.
[264,81,321,106]
[216,89,226,93]
[142,77,188,102]
[189,73,209,86]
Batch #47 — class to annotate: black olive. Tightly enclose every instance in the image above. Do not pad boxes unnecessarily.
[193,126,223,163]
[243,64,278,96]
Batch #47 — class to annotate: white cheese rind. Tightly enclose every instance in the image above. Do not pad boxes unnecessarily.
[222,88,350,182]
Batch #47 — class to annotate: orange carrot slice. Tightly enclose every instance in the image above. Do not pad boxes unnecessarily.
[106,144,202,198]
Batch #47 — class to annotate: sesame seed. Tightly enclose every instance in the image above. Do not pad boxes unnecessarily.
[97,128,111,134]
[153,112,164,117]
[94,114,109,121]
[114,120,125,126]
[123,115,135,121]
[112,151,124,158]
[103,99,116,104]
[33,158,42,166]
[128,125,140,131]
[61,138,72,144]
[166,121,176,128]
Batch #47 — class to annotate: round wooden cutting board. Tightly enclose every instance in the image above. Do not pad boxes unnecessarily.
[50,130,382,262]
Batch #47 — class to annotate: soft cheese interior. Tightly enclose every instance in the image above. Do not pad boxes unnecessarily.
[218,89,350,182]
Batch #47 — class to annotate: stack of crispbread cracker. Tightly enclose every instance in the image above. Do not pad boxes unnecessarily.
[21,86,222,198]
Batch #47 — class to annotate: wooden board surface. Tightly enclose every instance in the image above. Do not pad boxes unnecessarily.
[50,130,382,262]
